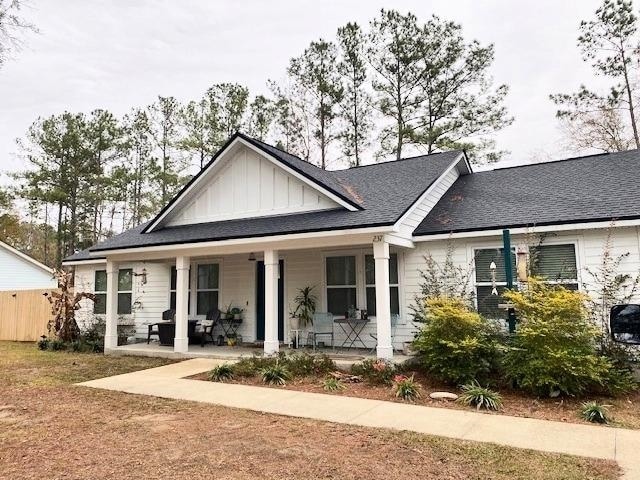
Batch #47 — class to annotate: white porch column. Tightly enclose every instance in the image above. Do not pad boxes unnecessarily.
[104,259,119,350]
[374,239,393,359]
[263,249,279,355]
[174,255,190,353]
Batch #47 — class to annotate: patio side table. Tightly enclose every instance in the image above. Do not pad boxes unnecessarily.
[334,317,369,351]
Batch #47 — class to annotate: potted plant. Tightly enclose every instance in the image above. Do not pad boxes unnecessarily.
[231,307,244,320]
[223,303,233,320]
[226,333,237,346]
[290,286,317,333]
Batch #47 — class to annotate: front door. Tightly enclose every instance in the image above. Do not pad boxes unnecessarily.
[256,259,284,342]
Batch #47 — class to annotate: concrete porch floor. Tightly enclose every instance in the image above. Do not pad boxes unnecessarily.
[106,341,413,367]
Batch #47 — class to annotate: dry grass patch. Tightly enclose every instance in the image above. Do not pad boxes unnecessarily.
[0,342,622,479]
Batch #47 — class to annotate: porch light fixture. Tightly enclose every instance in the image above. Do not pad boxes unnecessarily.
[133,267,148,285]
[248,252,256,262]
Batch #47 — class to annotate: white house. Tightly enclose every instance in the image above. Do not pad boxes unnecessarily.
[63,133,640,359]
[0,241,55,290]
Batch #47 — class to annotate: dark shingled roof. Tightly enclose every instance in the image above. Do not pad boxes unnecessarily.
[67,137,462,259]
[415,149,640,236]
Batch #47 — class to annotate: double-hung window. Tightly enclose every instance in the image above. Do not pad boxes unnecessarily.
[474,244,579,317]
[94,270,107,314]
[93,268,132,315]
[326,256,357,316]
[474,248,516,318]
[364,253,400,316]
[196,264,219,315]
[529,244,578,289]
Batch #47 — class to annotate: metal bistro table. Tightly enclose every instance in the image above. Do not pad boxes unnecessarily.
[334,317,370,351]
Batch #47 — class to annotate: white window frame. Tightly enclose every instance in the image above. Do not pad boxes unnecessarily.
[325,254,358,316]
[168,259,223,318]
[195,262,220,316]
[321,248,404,322]
[94,269,107,315]
[364,253,400,317]
[117,268,133,315]
[471,239,581,315]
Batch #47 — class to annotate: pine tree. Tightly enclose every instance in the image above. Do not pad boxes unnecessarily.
[337,22,372,166]
[288,39,344,168]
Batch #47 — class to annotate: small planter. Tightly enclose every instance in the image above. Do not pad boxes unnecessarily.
[402,341,416,356]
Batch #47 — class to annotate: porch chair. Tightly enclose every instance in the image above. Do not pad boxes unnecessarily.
[147,309,175,344]
[306,312,334,351]
[201,309,221,347]
[369,313,400,354]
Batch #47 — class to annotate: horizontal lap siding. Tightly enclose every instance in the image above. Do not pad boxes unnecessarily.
[220,255,255,342]
[74,262,170,337]
[284,249,323,344]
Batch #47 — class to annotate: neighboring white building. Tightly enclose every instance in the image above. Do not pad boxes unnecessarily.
[63,133,640,359]
[0,241,55,290]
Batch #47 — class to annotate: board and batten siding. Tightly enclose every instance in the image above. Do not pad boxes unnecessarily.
[166,146,339,227]
[0,247,55,290]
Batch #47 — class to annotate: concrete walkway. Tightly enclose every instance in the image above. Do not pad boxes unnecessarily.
[78,358,640,479]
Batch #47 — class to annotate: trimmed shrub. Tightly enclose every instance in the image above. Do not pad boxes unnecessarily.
[284,353,336,377]
[502,280,627,397]
[232,354,278,377]
[351,359,396,385]
[412,297,502,384]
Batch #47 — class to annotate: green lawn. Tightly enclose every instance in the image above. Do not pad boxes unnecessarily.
[0,341,621,480]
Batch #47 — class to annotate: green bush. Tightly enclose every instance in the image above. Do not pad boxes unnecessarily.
[351,359,396,385]
[503,280,628,397]
[232,354,278,377]
[458,381,503,411]
[37,337,49,351]
[48,339,67,351]
[284,352,336,377]
[412,297,501,384]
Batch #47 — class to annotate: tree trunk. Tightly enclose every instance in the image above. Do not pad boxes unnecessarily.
[621,49,640,149]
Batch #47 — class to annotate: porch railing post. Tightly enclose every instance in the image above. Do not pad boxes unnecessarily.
[263,249,280,355]
[373,239,393,359]
[174,255,190,353]
[104,259,119,350]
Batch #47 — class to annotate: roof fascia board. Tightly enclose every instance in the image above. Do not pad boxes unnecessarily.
[413,218,640,241]
[0,241,54,274]
[62,258,107,266]
[89,225,395,257]
[393,153,465,229]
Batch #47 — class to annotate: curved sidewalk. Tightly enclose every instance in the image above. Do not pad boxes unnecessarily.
[78,358,640,479]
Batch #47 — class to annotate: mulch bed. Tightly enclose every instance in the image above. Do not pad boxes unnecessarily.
[190,368,640,430]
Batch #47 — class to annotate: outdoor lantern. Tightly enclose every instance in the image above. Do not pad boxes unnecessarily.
[248,252,256,262]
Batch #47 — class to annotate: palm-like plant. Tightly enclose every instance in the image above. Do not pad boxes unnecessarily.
[290,286,317,329]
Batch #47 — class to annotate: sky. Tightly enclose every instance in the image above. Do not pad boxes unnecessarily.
[0,0,612,177]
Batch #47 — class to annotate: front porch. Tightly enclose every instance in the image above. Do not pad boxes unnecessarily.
[88,231,416,360]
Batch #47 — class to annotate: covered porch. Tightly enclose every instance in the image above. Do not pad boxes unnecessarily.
[99,230,415,360]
